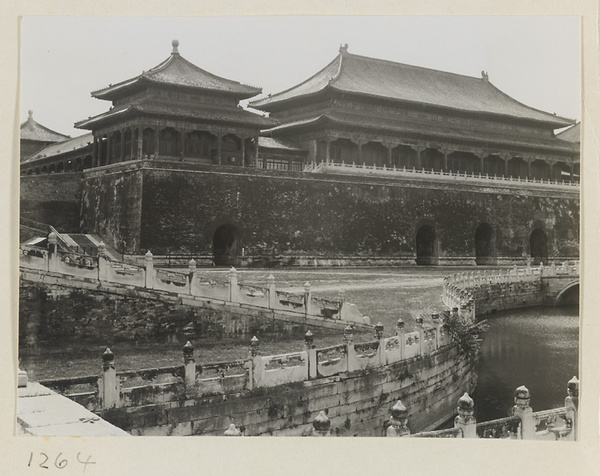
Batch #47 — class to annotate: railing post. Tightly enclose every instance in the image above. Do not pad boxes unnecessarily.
[47,232,58,272]
[144,250,155,289]
[431,313,440,348]
[338,288,346,320]
[249,336,262,388]
[512,385,535,439]
[224,424,243,436]
[312,411,331,436]
[375,322,385,365]
[396,319,405,360]
[183,341,196,391]
[565,376,579,440]
[305,330,317,379]
[386,400,410,436]
[454,393,477,438]
[344,325,356,372]
[100,348,118,409]
[415,316,424,355]
[188,259,196,295]
[17,367,28,388]
[304,281,312,316]
[228,267,239,303]
[97,242,108,282]
[267,274,276,309]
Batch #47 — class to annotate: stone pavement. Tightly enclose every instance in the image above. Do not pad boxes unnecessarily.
[17,380,128,436]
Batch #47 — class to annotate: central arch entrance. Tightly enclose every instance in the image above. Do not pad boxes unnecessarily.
[475,223,496,265]
[416,225,438,266]
[213,224,240,266]
[530,228,548,265]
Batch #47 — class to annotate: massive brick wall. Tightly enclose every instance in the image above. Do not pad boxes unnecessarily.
[20,173,83,240]
[79,163,579,262]
[100,345,475,436]
[80,167,143,252]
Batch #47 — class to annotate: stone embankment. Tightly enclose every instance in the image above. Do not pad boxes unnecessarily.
[304,376,579,441]
[38,315,476,436]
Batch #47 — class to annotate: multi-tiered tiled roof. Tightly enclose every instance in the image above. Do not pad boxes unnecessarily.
[76,40,272,131]
[91,40,262,101]
[251,45,574,128]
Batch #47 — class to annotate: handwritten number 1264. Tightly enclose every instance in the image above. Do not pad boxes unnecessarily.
[27,452,96,472]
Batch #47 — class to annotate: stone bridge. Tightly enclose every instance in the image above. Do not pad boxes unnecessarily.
[443,262,579,315]
[542,274,579,305]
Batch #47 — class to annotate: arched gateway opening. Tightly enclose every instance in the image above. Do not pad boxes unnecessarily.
[213,224,240,266]
[475,223,496,265]
[416,225,438,266]
[530,229,548,265]
[556,283,579,306]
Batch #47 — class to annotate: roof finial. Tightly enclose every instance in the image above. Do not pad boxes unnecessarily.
[172,39,180,54]
[28,110,33,119]
[481,70,489,82]
[339,43,349,54]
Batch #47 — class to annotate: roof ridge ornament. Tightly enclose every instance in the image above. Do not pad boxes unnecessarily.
[339,43,349,54]
[28,110,33,120]
[481,70,489,82]
[172,39,180,55]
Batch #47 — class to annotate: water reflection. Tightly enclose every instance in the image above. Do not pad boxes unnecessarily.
[473,306,579,422]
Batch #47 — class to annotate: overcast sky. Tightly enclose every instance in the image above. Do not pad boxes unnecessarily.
[20,16,580,138]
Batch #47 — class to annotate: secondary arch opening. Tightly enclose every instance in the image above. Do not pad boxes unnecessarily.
[416,225,438,266]
[530,228,548,265]
[213,224,240,266]
[475,223,496,265]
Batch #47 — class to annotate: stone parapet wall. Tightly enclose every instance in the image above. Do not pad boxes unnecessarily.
[42,341,474,436]
[19,241,367,345]
[19,269,356,347]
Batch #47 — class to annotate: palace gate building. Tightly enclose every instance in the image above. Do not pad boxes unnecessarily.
[20,42,580,266]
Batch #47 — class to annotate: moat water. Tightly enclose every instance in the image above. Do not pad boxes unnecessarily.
[473,305,579,422]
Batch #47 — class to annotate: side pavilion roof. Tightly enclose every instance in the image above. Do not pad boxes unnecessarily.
[92,40,262,101]
[251,45,575,128]
[20,110,70,143]
[556,122,580,143]
[22,133,93,164]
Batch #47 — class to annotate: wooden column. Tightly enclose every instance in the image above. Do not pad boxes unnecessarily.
[526,158,532,178]
[479,155,485,174]
[137,127,143,159]
[442,149,449,171]
[255,135,260,168]
[386,144,393,166]
[130,128,135,160]
[92,136,98,167]
[241,136,246,166]
[106,134,111,165]
[569,162,574,182]
[154,128,160,159]
[357,141,363,164]
[503,155,510,177]
[180,130,186,160]
[325,137,331,163]
[217,134,222,165]
[119,131,125,162]
[416,146,424,169]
